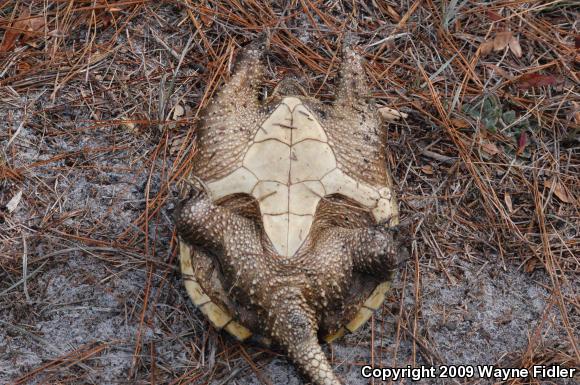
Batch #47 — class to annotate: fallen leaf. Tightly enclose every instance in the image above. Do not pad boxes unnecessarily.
[481,140,500,155]
[480,32,520,57]
[450,118,470,128]
[386,5,401,22]
[516,73,558,89]
[200,13,214,27]
[421,164,434,175]
[121,121,137,133]
[0,8,29,52]
[0,8,45,52]
[493,31,512,51]
[486,10,502,22]
[169,134,187,155]
[17,60,32,73]
[544,178,575,204]
[21,15,45,40]
[484,63,513,80]
[173,104,185,119]
[572,101,580,123]
[524,257,542,273]
[504,192,513,213]
[6,190,23,213]
[508,36,522,58]
[479,40,494,56]
[378,106,408,122]
[48,29,66,38]
[575,35,580,50]
[184,104,193,117]
[516,131,527,155]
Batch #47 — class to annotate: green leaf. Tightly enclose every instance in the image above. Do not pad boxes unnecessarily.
[483,117,497,132]
[502,110,516,125]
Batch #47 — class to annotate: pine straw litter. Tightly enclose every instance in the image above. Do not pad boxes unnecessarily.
[0,1,578,384]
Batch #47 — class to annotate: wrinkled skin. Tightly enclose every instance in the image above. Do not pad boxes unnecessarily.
[176,39,409,385]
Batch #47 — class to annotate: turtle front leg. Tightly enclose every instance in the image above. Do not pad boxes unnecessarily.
[335,45,370,108]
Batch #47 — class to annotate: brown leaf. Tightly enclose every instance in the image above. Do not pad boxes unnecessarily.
[386,5,401,22]
[516,73,558,90]
[572,101,580,124]
[575,35,580,50]
[484,63,513,80]
[450,118,470,128]
[504,192,513,213]
[516,131,527,155]
[544,178,576,204]
[481,140,500,155]
[0,8,45,52]
[0,30,19,52]
[172,104,185,119]
[0,8,29,52]
[199,13,213,27]
[493,31,513,51]
[378,106,408,122]
[508,36,522,58]
[169,134,187,156]
[480,40,494,56]
[17,60,31,73]
[524,257,542,273]
[486,10,502,22]
[121,121,137,133]
[421,164,434,175]
[48,29,66,38]
[22,15,45,38]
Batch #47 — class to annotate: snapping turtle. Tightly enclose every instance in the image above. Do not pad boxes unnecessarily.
[176,39,408,385]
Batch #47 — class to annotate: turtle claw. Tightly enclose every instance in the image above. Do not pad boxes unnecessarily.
[238,33,270,62]
[349,226,410,278]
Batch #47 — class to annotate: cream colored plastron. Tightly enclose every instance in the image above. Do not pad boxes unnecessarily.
[206,97,395,256]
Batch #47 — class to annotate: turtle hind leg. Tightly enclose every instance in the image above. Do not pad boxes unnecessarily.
[351,226,409,279]
[175,186,262,262]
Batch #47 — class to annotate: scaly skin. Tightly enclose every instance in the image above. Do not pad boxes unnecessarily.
[176,37,409,385]
[177,189,407,385]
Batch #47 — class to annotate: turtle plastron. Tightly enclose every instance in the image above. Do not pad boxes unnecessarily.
[206,96,396,257]
[176,39,408,385]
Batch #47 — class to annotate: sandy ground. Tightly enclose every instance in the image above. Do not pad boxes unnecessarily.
[1,1,578,384]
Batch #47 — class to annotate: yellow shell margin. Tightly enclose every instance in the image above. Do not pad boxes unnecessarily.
[179,168,398,343]
[180,241,252,341]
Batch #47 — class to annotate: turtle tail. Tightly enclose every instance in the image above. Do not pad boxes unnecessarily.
[269,295,342,385]
[286,335,342,385]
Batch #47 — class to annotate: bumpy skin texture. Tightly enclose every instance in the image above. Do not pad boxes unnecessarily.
[193,43,265,181]
[177,190,407,385]
[176,40,409,385]
[325,48,388,187]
